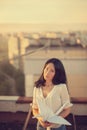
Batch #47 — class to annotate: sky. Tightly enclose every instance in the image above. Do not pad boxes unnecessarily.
[0,0,87,24]
[0,0,87,32]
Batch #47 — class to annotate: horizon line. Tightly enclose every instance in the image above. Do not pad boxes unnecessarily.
[0,23,87,33]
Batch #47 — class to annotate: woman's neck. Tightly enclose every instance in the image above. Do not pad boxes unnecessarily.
[45,81,53,87]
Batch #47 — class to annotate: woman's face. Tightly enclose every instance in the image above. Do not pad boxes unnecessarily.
[43,63,55,82]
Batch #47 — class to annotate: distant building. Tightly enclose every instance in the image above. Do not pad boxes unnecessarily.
[8,35,19,67]
[0,34,8,61]
[8,34,29,71]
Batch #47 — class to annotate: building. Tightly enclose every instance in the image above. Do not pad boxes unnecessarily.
[8,34,29,71]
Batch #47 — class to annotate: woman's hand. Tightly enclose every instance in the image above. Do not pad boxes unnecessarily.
[39,119,52,128]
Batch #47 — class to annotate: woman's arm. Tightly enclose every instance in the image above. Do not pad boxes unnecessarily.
[32,108,39,116]
[32,108,43,122]
[59,107,71,118]
[59,84,73,118]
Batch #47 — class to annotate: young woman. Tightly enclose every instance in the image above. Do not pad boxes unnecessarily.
[32,58,72,130]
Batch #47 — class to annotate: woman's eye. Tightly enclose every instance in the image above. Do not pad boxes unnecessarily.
[51,70,54,72]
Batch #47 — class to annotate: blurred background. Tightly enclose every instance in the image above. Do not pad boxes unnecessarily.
[0,0,87,97]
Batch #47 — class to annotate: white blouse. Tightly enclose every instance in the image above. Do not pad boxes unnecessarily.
[32,84,72,114]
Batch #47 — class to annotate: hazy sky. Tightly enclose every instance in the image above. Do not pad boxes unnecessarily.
[0,0,87,24]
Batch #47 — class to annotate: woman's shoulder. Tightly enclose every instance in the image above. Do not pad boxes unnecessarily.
[33,86,41,92]
[55,83,66,88]
[55,83,67,91]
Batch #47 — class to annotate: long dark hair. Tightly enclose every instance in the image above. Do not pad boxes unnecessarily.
[35,58,67,88]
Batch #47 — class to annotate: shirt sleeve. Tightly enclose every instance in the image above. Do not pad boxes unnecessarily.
[60,84,73,109]
[32,87,38,109]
